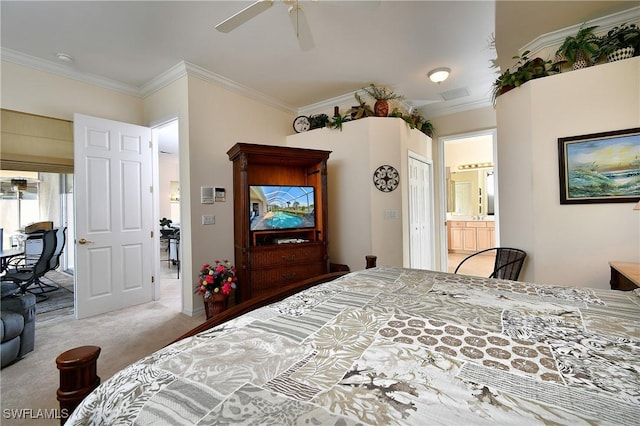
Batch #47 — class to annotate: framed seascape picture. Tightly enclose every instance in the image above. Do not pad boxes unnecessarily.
[558,127,640,204]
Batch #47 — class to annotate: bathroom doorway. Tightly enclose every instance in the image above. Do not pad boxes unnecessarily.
[441,130,498,275]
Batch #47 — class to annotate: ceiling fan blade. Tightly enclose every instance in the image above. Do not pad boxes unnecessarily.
[215,0,274,33]
[289,4,314,51]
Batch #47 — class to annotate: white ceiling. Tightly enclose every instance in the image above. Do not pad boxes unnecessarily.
[1,1,634,122]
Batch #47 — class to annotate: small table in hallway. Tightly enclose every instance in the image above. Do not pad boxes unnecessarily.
[160,234,180,279]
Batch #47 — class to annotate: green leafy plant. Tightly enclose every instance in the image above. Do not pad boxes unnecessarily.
[389,108,435,137]
[420,120,435,138]
[329,111,350,131]
[159,217,173,228]
[309,113,329,129]
[596,23,640,59]
[492,51,558,104]
[555,25,599,67]
[347,93,374,119]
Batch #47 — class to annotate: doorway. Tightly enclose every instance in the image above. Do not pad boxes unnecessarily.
[440,130,498,274]
[152,119,181,302]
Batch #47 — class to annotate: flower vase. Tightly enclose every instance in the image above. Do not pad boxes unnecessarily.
[203,293,228,320]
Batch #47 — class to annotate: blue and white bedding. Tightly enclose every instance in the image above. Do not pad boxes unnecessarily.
[67,267,640,425]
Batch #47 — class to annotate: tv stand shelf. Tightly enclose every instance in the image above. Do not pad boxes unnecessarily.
[252,229,316,246]
[228,143,332,302]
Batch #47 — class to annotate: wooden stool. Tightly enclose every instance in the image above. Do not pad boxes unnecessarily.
[56,345,101,425]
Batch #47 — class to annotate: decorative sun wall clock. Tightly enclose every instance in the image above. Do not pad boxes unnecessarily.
[373,165,399,192]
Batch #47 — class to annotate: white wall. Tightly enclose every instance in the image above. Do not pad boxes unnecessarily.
[158,154,179,221]
[1,61,144,123]
[287,117,431,271]
[497,57,640,289]
[181,75,293,314]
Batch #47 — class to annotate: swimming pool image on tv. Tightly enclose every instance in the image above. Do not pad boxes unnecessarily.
[249,185,316,231]
[265,211,303,228]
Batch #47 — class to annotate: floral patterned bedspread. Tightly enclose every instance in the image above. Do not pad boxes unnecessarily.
[67,267,640,425]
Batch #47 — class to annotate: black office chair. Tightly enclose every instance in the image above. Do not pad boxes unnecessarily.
[37,226,68,291]
[1,229,58,300]
[454,247,527,281]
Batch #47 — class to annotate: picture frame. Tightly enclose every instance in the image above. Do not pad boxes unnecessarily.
[558,127,640,204]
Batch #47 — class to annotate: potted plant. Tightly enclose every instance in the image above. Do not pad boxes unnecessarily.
[328,110,350,131]
[420,120,435,138]
[195,260,237,319]
[362,84,404,117]
[555,25,599,69]
[492,51,558,104]
[597,23,640,62]
[347,93,374,120]
[309,113,329,129]
[389,108,435,137]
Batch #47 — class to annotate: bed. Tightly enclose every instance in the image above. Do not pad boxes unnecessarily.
[65,265,640,425]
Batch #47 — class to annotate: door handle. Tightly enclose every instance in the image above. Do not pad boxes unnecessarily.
[77,238,94,245]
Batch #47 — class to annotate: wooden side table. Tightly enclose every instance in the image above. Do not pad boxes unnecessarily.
[609,261,640,291]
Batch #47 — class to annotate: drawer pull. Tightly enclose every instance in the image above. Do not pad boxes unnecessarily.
[282,272,297,281]
[281,255,296,261]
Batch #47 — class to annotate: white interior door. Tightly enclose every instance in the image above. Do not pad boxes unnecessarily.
[74,114,154,319]
[409,155,435,270]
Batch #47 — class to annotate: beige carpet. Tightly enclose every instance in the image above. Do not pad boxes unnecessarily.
[0,268,205,426]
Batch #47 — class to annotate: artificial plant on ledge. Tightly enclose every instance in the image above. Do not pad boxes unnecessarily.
[321,85,435,137]
[491,50,558,105]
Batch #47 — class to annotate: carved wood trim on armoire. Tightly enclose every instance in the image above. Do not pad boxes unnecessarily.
[227,143,331,302]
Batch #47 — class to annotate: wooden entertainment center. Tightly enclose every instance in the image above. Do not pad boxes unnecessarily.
[227,143,331,302]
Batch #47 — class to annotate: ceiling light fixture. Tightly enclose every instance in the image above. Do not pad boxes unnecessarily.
[428,67,450,83]
[55,52,73,62]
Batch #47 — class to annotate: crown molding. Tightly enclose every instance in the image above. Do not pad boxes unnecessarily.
[419,96,493,118]
[138,61,189,97]
[297,91,354,116]
[1,48,297,114]
[0,47,141,97]
[298,89,415,117]
[521,6,640,56]
[141,61,296,114]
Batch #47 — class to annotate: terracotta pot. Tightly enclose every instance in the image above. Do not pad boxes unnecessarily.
[374,100,389,117]
[203,293,228,320]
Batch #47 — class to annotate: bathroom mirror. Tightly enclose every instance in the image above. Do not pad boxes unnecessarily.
[447,169,493,217]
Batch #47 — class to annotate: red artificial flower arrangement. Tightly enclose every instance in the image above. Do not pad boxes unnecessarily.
[195,260,237,298]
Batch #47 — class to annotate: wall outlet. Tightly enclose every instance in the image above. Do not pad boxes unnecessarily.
[202,214,215,225]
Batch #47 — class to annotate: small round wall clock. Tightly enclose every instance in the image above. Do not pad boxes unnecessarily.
[293,115,310,133]
[373,165,399,192]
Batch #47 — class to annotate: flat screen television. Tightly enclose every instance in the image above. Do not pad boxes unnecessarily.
[249,185,316,231]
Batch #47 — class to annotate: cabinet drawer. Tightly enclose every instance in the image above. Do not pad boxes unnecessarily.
[448,221,466,228]
[250,261,326,291]
[465,221,487,228]
[250,243,324,268]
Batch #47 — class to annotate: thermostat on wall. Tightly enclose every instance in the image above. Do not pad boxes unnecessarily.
[201,186,214,204]
[215,187,226,202]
